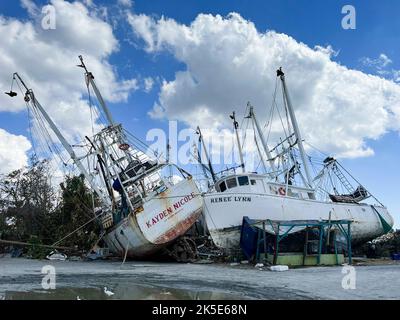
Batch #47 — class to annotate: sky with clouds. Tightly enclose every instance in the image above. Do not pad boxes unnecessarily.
[0,0,399,225]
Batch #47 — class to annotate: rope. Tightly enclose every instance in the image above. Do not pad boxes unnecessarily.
[121,240,129,266]
[51,210,103,247]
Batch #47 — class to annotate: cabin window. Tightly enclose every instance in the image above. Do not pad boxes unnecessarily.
[219,181,227,192]
[251,179,256,185]
[238,176,249,186]
[226,178,237,189]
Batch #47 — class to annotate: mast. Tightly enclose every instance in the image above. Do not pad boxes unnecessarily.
[196,126,216,183]
[230,111,245,173]
[248,103,277,175]
[250,118,268,173]
[12,73,111,207]
[78,55,115,126]
[277,68,313,189]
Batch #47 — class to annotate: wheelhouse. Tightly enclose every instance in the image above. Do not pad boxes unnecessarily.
[214,173,315,200]
[214,173,266,193]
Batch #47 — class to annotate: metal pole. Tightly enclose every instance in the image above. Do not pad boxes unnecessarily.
[13,73,111,207]
[347,222,352,265]
[196,126,216,183]
[251,119,268,173]
[30,93,111,207]
[318,225,323,265]
[249,105,277,175]
[230,112,245,173]
[277,68,313,189]
[88,76,115,126]
[262,221,267,262]
[79,55,115,126]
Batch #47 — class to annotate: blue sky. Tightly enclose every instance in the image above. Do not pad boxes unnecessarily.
[0,0,399,226]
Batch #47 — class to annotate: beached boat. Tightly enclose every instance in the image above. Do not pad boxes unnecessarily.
[200,68,394,252]
[7,57,203,259]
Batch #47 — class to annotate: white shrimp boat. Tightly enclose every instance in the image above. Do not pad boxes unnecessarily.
[7,57,203,259]
[200,68,394,251]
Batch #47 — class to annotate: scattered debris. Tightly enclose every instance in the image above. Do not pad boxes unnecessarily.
[193,259,213,264]
[196,237,225,261]
[392,253,400,261]
[11,248,23,258]
[86,247,110,261]
[241,260,249,264]
[68,256,82,262]
[46,250,67,261]
[269,265,289,272]
[166,237,199,262]
[230,262,240,266]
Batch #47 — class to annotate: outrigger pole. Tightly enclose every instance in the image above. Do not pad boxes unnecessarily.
[277,68,314,189]
[196,126,217,183]
[77,55,115,127]
[247,103,277,176]
[9,73,111,207]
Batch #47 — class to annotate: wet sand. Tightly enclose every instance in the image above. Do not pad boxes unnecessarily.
[1,258,400,300]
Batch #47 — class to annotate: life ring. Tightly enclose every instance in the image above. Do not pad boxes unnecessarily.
[119,143,130,151]
[278,187,286,196]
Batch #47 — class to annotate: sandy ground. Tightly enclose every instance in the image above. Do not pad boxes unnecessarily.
[1,257,400,300]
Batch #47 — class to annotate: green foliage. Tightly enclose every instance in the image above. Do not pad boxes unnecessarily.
[57,174,100,249]
[26,235,47,259]
[0,158,100,256]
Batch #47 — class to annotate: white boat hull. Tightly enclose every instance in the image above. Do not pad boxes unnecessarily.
[103,178,203,258]
[203,192,394,251]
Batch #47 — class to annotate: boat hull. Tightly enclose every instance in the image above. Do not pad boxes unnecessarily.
[103,178,203,258]
[203,192,394,251]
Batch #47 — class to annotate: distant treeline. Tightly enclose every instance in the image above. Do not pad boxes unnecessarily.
[0,157,100,257]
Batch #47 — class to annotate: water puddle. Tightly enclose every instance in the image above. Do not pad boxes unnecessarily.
[3,283,246,300]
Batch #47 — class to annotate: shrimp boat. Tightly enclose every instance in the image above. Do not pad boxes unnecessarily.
[7,57,203,259]
[200,68,394,252]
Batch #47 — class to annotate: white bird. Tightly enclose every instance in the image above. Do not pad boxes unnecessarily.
[77,296,82,300]
[104,287,114,296]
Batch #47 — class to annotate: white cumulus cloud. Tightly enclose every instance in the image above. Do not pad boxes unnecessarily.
[0,0,138,172]
[127,12,400,159]
[0,129,32,174]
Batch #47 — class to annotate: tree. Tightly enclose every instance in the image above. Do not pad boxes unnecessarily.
[0,158,101,253]
[56,174,100,249]
[0,158,56,243]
